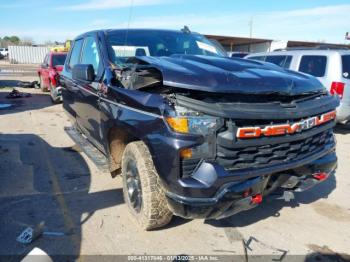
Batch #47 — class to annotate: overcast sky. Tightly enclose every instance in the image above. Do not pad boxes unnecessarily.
[0,0,349,44]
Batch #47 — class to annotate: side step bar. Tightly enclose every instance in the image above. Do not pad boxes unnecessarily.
[64,126,110,173]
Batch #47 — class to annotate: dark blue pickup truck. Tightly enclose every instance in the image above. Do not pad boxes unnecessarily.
[60,28,339,230]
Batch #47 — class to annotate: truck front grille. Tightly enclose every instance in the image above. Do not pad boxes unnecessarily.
[216,129,334,170]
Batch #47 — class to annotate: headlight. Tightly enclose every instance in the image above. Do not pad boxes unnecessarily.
[166,106,222,159]
[166,106,220,135]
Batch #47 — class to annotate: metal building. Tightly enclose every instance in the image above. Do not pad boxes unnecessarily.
[8,46,50,64]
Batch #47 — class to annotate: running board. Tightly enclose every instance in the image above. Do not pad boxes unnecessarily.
[64,126,110,173]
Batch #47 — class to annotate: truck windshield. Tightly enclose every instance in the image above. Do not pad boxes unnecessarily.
[52,54,67,66]
[107,30,227,65]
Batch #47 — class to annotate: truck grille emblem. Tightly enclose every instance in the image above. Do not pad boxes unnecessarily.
[236,111,336,139]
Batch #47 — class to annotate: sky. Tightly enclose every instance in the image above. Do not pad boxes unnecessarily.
[0,0,349,44]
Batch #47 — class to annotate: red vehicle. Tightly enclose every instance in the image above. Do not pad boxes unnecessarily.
[37,52,67,103]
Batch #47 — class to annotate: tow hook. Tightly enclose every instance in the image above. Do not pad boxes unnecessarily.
[312,172,328,181]
[251,194,263,204]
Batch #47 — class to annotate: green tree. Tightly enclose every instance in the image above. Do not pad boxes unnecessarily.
[9,36,20,44]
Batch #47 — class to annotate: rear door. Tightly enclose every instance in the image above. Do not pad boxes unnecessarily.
[74,35,104,151]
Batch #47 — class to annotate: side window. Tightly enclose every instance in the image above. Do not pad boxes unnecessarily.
[265,55,292,69]
[81,36,101,75]
[248,56,266,61]
[299,56,327,77]
[69,39,84,69]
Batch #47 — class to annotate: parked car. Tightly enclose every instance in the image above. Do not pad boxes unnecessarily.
[37,51,67,103]
[0,48,8,57]
[61,29,339,230]
[246,49,350,123]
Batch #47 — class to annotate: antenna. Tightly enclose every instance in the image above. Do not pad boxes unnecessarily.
[123,0,134,52]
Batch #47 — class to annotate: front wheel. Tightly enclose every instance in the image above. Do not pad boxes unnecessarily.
[49,82,61,104]
[121,141,172,230]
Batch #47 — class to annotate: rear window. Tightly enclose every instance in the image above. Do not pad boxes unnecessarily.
[299,55,327,77]
[52,54,67,66]
[265,55,292,69]
[342,55,350,79]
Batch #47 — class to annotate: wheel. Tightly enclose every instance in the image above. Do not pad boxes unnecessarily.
[121,141,172,230]
[39,75,48,92]
[49,82,61,104]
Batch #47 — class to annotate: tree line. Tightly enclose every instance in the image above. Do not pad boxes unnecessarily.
[0,35,34,48]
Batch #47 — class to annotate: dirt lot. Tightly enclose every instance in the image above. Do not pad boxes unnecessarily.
[0,63,350,261]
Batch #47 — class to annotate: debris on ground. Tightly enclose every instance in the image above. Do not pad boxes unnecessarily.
[18,81,38,89]
[16,221,65,244]
[243,236,288,261]
[17,222,45,244]
[6,88,31,99]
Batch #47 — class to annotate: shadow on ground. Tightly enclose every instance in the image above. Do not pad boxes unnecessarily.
[0,134,123,260]
[206,173,336,228]
[0,88,53,115]
[0,80,22,87]
[334,123,350,134]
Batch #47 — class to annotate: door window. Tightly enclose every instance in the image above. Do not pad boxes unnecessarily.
[299,55,327,77]
[68,39,84,70]
[81,36,101,75]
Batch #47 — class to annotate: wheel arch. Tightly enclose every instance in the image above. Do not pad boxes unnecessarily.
[107,125,139,174]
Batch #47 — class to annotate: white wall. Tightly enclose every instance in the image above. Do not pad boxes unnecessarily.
[8,46,50,64]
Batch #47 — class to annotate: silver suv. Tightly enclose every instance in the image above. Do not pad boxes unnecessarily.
[246,49,350,123]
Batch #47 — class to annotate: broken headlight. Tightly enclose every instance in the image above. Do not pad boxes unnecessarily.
[166,106,222,159]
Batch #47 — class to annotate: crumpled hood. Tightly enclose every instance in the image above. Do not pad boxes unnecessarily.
[132,55,325,95]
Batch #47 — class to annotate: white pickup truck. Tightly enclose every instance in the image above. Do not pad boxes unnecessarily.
[0,48,9,58]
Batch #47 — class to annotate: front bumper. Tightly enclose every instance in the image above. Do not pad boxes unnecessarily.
[165,151,337,219]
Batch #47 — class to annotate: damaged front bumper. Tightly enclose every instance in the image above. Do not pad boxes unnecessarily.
[165,151,337,219]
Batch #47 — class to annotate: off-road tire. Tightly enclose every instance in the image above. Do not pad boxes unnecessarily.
[121,141,173,230]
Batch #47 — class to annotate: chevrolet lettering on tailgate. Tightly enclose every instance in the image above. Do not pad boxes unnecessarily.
[237,111,337,139]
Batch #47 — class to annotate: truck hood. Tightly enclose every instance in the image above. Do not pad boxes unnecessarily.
[129,55,325,95]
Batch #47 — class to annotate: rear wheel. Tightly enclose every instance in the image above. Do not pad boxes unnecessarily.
[121,141,172,230]
[39,75,48,92]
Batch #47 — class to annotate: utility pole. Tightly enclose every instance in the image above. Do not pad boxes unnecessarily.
[248,17,253,52]
[249,17,253,39]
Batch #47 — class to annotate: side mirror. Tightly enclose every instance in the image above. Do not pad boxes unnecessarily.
[72,64,95,82]
[41,63,48,68]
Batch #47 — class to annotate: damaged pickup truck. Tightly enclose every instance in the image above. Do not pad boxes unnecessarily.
[60,28,339,230]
